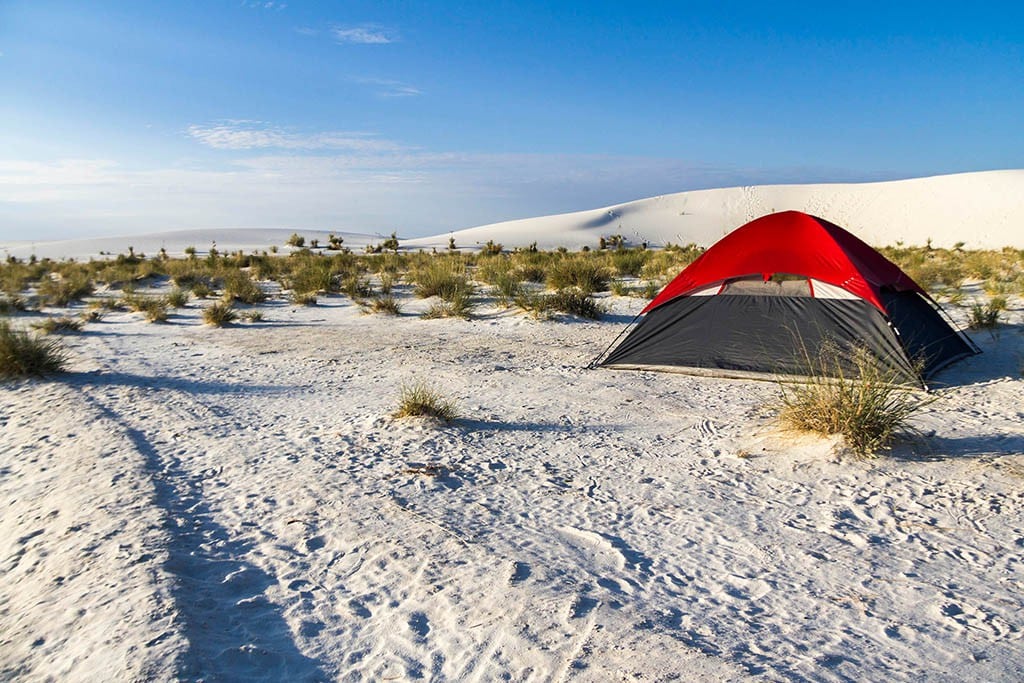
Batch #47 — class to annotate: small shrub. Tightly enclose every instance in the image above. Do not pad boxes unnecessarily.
[777,345,932,457]
[517,289,605,320]
[515,291,556,320]
[192,282,213,298]
[393,381,459,422]
[609,280,630,296]
[0,297,30,314]
[367,296,401,315]
[166,288,190,308]
[968,303,1001,329]
[241,311,264,322]
[341,274,374,300]
[139,299,169,323]
[286,233,305,248]
[31,316,84,335]
[37,275,94,306]
[291,292,318,306]
[0,320,68,379]
[608,248,650,277]
[203,301,237,326]
[413,261,473,301]
[546,256,609,293]
[379,271,397,295]
[490,273,523,308]
[422,290,474,320]
[547,289,605,319]
[222,272,267,304]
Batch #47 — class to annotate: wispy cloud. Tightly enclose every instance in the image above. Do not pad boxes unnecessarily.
[332,24,396,45]
[187,122,403,152]
[354,78,422,98]
[243,1,287,10]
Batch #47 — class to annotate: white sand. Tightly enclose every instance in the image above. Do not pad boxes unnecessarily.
[4,171,1023,262]
[2,283,1023,681]
[407,169,1024,251]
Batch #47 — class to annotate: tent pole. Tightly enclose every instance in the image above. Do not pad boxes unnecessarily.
[929,295,982,354]
[586,311,644,369]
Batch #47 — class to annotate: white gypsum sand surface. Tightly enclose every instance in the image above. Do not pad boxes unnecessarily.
[1,289,1023,681]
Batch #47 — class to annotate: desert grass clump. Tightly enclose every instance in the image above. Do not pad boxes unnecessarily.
[139,299,169,323]
[517,289,605,320]
[165,288,190,308]
[37,274,94,307]
[490,272,523,308]
[422,290,475,320]
[547,289,606,319]
[203,301,237,326]
[366,295,402,315]
[776,345,932,457]
[412,260,474,301]
[393,381,459,422]
[241,310,264,322]
[608,248,651,277]
[0,320,68,379]
[0,297,30,314]
[222,271,267,304]
[31,316,84,335]
[291,291,318,306]
[341,274,374,300]
[968,302,1001,329]
[191,281,213,299]
[546,256,609,293]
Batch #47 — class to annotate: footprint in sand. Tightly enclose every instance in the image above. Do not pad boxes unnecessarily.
[408,611,430,642]
[510,561,531,585]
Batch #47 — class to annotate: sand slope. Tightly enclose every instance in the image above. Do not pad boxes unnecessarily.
[408,170,1024,251]
[2,288,1023,681]
[3,171,1022,262]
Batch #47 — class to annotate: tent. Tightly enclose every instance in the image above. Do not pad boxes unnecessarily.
[596,211,978,387]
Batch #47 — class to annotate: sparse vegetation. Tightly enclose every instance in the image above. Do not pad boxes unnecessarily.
[776,344,933,457]
[412,259,474,301]
[968,302,1001,329]
[422,290,474,319]
[515,288,606,320]
[0,320,68,379]
[367,295,402,315]
[166,288,190,308]
[31,316,84,335]
[203,301,238,326]
[393,381,459,422]
[546,256,609,293]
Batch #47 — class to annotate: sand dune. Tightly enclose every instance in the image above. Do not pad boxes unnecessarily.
[408,170,1024,251]
[3,171,1022,262]
[0,228,382,262]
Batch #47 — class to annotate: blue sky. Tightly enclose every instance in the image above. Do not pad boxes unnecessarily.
[1,1,1022,240]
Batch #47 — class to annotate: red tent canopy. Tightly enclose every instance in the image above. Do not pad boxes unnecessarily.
[643,211,924,314]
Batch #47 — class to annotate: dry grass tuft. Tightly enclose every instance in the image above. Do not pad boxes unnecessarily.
[393,381,459,422]
[777,345,933,457]
[203,301,237,326]
[0,320,68,379]
[31,316,84,335]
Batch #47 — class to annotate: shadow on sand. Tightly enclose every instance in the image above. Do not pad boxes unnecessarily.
[71,375,328,681]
